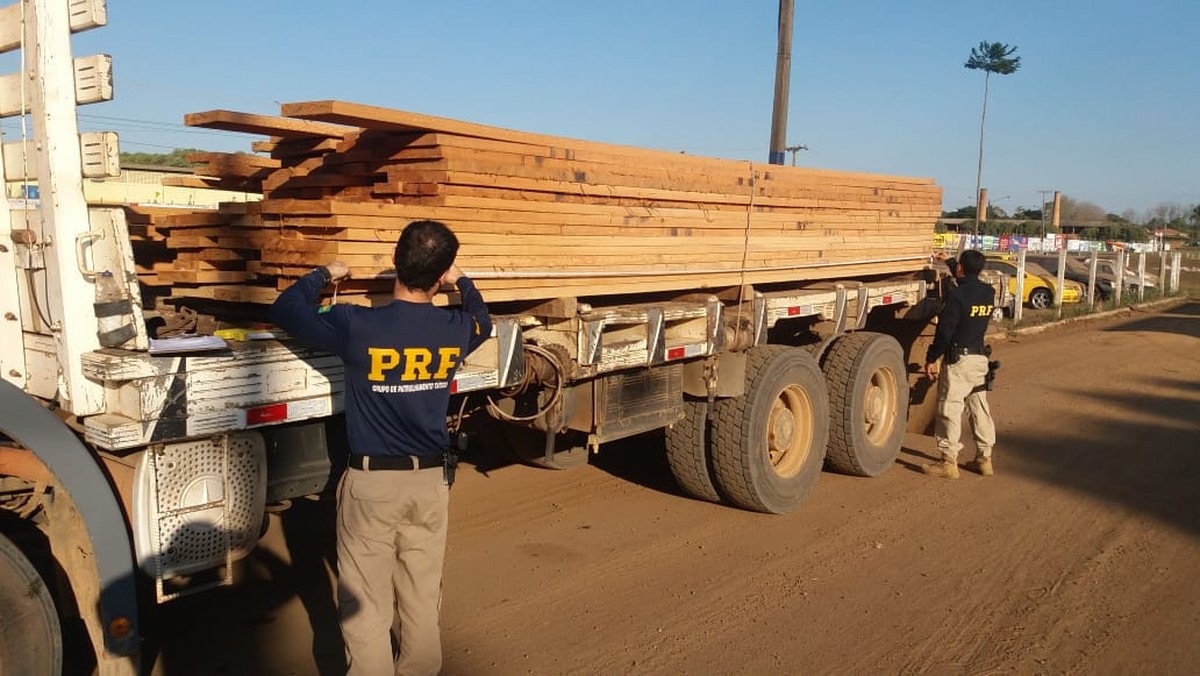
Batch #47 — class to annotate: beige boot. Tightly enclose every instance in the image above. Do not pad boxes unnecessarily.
[922,459,960,479]
[969,456,994,476]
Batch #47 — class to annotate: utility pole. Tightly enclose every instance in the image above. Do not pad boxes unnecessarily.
[1037,189,1053,243]
[1051,190,1062,249]
[976,188,988,239]
[785,143,807,166]
[768,0,794,165]
[972,187,992,237]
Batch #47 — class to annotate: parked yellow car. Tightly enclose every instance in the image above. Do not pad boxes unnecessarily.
[984,255,1083,309]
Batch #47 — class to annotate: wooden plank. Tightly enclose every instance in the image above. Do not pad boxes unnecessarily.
[184,110,357,139]
[262,230,931,255]
[158,176,220,189]
[365,141,941,201]
[176,249,255,262]
[169,284,282,304]
[258,240,932,270]
[281,100,937,186]
[170,259,249,272]
[235,206,937,234]
[155,269,253,284]
[166,234,263,249]
[246,196,938,228]
[376,168,942,211]
[124,205,193,223]
[251,136,343,158]
[187,151,280,170]
[155,211,231,228]
[411,132,939,188]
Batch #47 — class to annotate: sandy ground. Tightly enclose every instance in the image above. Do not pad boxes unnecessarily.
[148,300,1200,675]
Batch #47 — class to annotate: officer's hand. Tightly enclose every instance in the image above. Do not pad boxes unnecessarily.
[924,361,939,380]
[325,261,351,282]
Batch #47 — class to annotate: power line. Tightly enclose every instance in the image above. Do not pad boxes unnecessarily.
[3,115,247,141]
[118,140,200,150]
[78,114,242,137]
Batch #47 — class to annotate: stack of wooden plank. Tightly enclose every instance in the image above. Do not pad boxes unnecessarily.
[155,100,940,309]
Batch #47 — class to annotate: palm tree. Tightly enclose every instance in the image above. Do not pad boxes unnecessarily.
[965,41,1021,235]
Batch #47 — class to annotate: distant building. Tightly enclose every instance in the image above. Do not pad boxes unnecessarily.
[4,163,260,208]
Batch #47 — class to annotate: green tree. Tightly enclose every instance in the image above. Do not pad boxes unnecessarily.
[1011,220,1040,236]
[1057,194,1107,228]
[943,205,977,219]
[119,148,204,168]
[964,41,1021,236]
[1115,225,1148,243]
[1013,207,1042,221]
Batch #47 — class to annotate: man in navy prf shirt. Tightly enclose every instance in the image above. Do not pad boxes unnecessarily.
[270,219,491,676]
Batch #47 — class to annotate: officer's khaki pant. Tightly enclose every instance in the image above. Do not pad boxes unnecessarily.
[336,466,449,676]
[935,354,996,461]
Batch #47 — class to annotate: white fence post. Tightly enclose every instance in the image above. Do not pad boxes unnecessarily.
[1014,249,1026,324]
[1136,252,1147,303]
[1088,249,1099,310]
[1055,246,1066,318]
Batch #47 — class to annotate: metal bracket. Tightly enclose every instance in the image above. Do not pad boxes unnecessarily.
[646,308,665,365]
[856,284,870,329]
[752,293,767,346]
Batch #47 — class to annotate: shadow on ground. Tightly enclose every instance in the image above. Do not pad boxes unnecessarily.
[1101,299,1200,338]
[1001,378,1200,537]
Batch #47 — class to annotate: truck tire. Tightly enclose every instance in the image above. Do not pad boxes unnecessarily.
[664,399,722,503]
[0,532,63,676]
[821,332,908,477]
[710,346,829,514]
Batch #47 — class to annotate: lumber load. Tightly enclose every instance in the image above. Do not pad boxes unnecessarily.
[159,101,940,309]
[122,205,259,309]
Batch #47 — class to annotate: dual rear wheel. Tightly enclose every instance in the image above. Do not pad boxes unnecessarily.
[664,333,908,513]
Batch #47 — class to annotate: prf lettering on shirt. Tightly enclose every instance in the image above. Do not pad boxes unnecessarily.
[368,347,462,382]
[969,304,995,318]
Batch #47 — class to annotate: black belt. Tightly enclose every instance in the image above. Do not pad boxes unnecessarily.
[953,346,986,356]
[349,453,442,471]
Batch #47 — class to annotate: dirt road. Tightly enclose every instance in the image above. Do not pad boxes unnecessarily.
[149,300,1200,675]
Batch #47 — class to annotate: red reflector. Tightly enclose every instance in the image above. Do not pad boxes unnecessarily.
[450,380,459,394]
[247,403,287,425]
[882,295,893,304]
[787,306,801,316]
[667,346,686,360]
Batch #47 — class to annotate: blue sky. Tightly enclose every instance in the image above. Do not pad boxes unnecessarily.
[6,0,1198,216]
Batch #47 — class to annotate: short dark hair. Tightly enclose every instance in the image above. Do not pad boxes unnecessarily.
[959,249,985,276]
[393,220,459,291]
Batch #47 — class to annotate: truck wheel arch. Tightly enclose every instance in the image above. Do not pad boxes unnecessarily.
[0,379,140,666]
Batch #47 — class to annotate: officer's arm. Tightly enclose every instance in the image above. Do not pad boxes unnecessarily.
[925,295,963,365]
[457,276,493,353]
[268,268,352,354]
